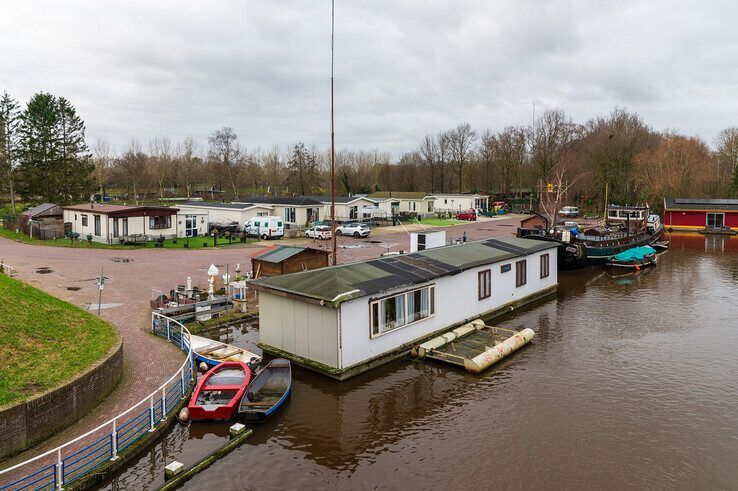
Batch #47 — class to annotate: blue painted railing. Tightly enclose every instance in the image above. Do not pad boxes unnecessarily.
[0,313,194,491]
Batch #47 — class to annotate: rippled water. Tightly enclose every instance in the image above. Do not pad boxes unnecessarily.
[103,233,738,489]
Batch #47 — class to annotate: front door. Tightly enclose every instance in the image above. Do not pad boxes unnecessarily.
[113,218,119,238]
[185,215,198,237]
[707,213,725,228]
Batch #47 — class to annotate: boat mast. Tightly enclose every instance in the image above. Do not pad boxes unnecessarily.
[330,0,337,265]
[602,182,608,227]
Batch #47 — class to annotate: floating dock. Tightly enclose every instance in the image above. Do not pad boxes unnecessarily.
[413,319,535,373]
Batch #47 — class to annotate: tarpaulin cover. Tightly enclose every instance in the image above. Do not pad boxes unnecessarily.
[612,246,656,262]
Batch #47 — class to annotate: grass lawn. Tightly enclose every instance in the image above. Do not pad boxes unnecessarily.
[0,274,118,406]
[0,227,255,250]
[406,217,469,227]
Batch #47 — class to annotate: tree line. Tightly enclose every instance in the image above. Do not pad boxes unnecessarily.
[2,90,738,213]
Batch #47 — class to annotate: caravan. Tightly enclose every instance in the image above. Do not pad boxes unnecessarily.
[246,216,284,240]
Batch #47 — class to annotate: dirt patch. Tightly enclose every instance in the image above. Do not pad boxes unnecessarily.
[35,267,52,274]
[111,257,132,263]
[67,286,81,291]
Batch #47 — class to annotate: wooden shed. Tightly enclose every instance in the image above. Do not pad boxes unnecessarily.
[19,203,64,239]
[251,245,330,278]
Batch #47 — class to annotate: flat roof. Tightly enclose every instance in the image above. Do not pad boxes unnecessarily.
[367,192,436,200]
[665,197,738,211]
[253,245,326,264]
[178,201,272,210]
[63,203,178,216]
[236,196,323,206]
[250,236,555,304]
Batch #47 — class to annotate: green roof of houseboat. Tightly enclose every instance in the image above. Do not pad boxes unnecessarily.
[249,236,556,305]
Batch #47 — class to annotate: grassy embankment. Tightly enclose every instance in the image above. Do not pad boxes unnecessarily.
[0,227,255,249]
[0,274,118,406]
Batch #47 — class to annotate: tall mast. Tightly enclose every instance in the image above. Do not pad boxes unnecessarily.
[330,0,337,265]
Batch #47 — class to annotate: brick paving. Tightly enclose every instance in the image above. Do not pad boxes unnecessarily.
[0,214,522,470]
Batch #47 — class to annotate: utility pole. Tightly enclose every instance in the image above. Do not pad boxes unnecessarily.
[330,0,337,266]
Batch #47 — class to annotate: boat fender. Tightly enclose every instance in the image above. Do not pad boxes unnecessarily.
[199,362,208,372]
[178,407,189,422]
[246,391,255,402]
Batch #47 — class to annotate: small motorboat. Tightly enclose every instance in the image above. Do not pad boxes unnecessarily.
[605,245,658,271]
[652,240,670,251]
[238,358,292,422]
[187,361,251,421]
[189,334,261,369]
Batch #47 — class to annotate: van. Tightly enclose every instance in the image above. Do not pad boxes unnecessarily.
[245,216,284,239]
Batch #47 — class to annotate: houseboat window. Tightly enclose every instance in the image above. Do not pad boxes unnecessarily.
[478,269,491,300]
[707,213,725,228]
[370,285,435,337]
[74,214,77,221]
[285,207,296,223]
[608,210,617,218]
[516,260,527,287]
[81,214,88,226]
[94,215,101,236]
[500,263,511,273]
[540,253,550,279]
[149,215,171,229]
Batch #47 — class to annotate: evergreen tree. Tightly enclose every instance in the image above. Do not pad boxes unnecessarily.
[0,92,21,213]
[16,93,92,203]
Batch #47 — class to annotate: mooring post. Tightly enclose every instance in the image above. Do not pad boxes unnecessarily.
[111,419,118,460]
[56,448,63,490]
[149,395,155,432]
[166,318,170,340]
[161,386,167,420]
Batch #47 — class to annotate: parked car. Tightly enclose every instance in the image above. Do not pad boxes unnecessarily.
[245,216,284,240]
[336,222,371,238]
[558,206,580,218]
[456,209,477,221]
[306,225,332,240]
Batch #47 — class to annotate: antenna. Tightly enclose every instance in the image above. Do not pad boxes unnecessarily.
[330,0,337,265]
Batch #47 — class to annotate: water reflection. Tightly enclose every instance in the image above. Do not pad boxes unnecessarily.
[104,233,738,489]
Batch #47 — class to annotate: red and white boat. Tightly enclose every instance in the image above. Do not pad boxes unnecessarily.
[187,361,251,421]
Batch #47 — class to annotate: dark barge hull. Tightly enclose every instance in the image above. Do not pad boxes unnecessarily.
[518,227,664,271]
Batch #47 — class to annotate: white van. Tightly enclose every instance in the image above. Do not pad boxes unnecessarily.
[245,216,284,239]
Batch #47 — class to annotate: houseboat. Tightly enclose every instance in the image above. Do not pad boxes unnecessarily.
[517,204,664,270]
[249,236,558,380]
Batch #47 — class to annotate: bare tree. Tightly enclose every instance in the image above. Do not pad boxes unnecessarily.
[715,127,738,196]
[531,108,578,183]
[91,138,114,200]
[419,135,438,192]
[284,142,320,195]
[437,131,451,193]
[539,163,584,227]
[148,137,173,199]
[174,136,200,199]
[448,123,477,193]
[116,140,150,205]
[208,127,241,199]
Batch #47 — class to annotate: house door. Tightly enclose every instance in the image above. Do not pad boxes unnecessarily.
[94,215,101,236]
[122,217,128,236]
[185,215,198,237]
[707,213,725,228]
[113,218,119,238]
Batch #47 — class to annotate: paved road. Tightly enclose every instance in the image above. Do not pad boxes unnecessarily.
[0,214,523,468]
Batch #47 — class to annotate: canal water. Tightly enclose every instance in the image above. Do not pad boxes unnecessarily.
[103,233,738,489]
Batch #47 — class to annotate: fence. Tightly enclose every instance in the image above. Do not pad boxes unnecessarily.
[0,313,195,491]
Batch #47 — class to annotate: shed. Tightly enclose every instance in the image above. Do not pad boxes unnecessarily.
[250,236,558,379]
[251,245,330,278]
[664,197,738,232]
[19,203,64,239]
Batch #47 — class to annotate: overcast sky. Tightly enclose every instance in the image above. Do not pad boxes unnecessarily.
[1,0,736,157]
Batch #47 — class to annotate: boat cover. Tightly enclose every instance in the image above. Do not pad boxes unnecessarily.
[612,245,656,262]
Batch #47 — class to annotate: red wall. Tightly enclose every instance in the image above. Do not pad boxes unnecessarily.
[665,210,738,228]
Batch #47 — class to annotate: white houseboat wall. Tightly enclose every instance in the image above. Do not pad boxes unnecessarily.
[251,236,557,379]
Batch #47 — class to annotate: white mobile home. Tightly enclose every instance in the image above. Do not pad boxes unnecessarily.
[62,203,181,244]
[176,201,274,230]
[434,194,489,213]
[366,192,436,216]
[251,236,557,379]
[303,196,380,222]
[234,196,324,228]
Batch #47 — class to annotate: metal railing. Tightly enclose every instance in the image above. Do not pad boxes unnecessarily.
[0,313,195,491]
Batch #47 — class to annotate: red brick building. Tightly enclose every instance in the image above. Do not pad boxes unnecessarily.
[663,198,738,232]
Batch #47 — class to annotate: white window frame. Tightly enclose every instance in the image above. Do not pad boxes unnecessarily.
[284,207,296,223]
[706,212,725,228]
[369,284,435,338]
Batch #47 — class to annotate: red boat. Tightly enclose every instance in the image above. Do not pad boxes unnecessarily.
[187,361,251,421]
